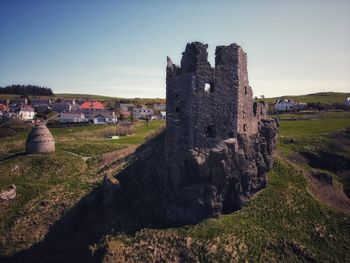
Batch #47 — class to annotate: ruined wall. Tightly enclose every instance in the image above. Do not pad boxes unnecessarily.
[166,42,262,159]
[109,42,277,225]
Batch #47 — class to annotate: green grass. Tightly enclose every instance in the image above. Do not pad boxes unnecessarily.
[116,120,165,144]
[1,113,350,260]
[262,92,350,104]
[0,119,165,256]
[99,117,350,262]
[271,111,350,120]
[58,141,126,156]
[101,157,350,262]
[279,118,350,137]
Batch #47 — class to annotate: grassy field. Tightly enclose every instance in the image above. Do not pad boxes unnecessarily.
[262,92,350,104]
[1,115,350,261]
[271,111,350,120]
[95,116,350,262]
[0,120,165,256]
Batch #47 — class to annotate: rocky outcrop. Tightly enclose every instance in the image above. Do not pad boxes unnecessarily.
[0,184,17,201]
[111,118,277,225]
[162,119,277,224]
[108,42,278,225]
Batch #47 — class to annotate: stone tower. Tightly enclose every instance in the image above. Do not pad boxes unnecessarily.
[166,42,265,161]
[113,42,276,225]
[26,124,55,154]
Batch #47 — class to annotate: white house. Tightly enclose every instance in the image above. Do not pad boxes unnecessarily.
[345,97,350,106]
[59,113,86,123]
[159,111,166,119]
[274,99,295,112]
[90,112,117,124]
[18,105,35,120]
[133,106,154,119]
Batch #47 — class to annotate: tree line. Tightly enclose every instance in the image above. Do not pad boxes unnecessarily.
[0,85,54,96]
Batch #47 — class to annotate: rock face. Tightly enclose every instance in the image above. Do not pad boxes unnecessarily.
[26,124,55,154]
[113,42,277,225]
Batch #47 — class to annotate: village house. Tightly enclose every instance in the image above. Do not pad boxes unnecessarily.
[294,102,308,110]
[80,101,105,114]
[0,99,9,105]
[132,106,154,119]
[61,99,76,105]
[345,97,350,107]
[9,98,28,106]
[30,98,52,107]
[120,111,131,119]
[274,99,295,112]
[85,112,117,124]
[35,104,51,114]
[52,102,72,113]
[0,103,8,113]
[59,112,86,123]
[159,111,166,119]
[153,103,166,111]
[17,105,36,120]
[119,103,135,112]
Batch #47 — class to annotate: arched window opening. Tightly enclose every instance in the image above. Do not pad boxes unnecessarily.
[206,125,217,138]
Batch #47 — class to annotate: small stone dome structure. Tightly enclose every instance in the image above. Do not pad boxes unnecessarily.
[26,124,55,154]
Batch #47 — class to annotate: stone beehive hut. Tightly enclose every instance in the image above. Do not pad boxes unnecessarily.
[26,124,55,154]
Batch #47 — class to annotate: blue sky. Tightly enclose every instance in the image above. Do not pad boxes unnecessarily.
[0,0,349,98]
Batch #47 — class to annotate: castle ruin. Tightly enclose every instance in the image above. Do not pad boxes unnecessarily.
[113,42,277,225]
[166,42,266,162]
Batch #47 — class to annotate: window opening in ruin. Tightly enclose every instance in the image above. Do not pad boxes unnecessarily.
[175,107,180,113]
[245,86,247,94]
[206,125,217,138]
[243,111,246,118]
[204,83,214,93]
[243,124,247,132]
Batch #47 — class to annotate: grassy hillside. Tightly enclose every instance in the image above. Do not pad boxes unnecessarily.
[1,114,350,261]
[0,120,165,256]
[96,116,350,262]
[262,92,350,104]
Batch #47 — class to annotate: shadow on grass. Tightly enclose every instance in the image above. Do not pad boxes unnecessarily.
[3,129,169,263]
[0,152,26,162]
[3,183,169,263]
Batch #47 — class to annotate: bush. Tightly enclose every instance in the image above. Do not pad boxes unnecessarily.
[102,125,135,137]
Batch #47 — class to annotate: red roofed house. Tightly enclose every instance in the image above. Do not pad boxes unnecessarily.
[0,104,8,111]
[0,104,8,116]
[79,101,105,114]
[18,105,36,120]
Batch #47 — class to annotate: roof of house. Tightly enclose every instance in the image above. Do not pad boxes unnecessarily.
[80,101,105,110]
[92,112,115,118]
[0,104,8,110]
[120,111,131,116]
[19,105,35,112]
[60,113,84,118]
[275,99,295,105]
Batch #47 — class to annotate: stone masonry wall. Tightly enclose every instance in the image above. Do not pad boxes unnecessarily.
[166,42,265,160]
